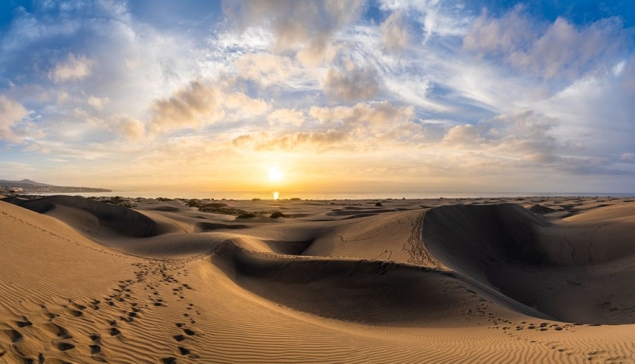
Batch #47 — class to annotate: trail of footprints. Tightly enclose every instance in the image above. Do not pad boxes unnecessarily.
[444,283,628,362]
[0,258,204,363]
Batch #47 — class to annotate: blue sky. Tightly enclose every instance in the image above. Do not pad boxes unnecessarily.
[0,0,634,193]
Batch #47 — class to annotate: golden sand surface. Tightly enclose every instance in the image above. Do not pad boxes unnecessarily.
[2,194,635,363]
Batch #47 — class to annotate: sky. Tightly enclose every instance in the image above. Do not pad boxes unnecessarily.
[0,0,634,194]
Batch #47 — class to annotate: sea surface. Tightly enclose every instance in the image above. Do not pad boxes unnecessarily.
[25,190,635,200]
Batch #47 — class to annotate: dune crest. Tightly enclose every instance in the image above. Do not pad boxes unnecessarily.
[11,195,157,238]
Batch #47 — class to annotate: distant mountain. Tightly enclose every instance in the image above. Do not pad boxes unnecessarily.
[0,179,110,193]
[0,179,50,187]
[21,179,51,186]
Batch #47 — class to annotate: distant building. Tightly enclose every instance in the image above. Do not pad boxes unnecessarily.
[9,187,24,193]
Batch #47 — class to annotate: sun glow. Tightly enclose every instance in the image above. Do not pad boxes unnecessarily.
[268,166,285,183]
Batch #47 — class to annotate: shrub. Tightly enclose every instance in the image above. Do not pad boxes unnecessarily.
[237,212,256,219]
[186,199,201,207]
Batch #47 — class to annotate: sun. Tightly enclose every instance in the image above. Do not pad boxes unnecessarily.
[268,166,285,183]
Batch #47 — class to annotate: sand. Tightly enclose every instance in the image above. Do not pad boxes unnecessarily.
[1,194,635,363]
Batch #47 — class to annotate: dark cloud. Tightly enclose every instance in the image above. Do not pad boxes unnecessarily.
[464,7,628,78]
[324,63,380,102]
[149,81,223,134]
[223,0,364,64]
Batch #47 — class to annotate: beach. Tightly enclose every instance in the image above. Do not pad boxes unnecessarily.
[1,194,635,363]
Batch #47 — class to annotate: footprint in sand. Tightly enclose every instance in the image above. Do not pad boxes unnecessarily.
[56,342,75,351]
[91,299,101,310]
[2,328,23,343]
[67,309,83,317]
[43,323,72,340]
[108,321,121,336]
[43,311,59,320]
[15,319,32,328]
[89,333,101,343]
[178,346,199,358]
[71,303,87,311]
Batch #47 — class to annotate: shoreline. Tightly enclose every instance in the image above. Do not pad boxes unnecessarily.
[19,191,635,201]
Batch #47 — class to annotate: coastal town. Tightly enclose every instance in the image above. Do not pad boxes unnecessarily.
[0,179,111,194]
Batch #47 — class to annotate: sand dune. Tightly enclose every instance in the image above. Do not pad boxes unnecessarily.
[211,242,487,326]
[2,195,635,362]
[12,195,158,238]
[423,203,635,324]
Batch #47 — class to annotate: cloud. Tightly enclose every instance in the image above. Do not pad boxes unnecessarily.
[557,156,633,176]
[148,81,224,134]
[224,92,270,118]
[233,129,348,151]
[379,0,471,41]
[258,130,348,150]
[0,161,34,175]
[148,80,272,135]
[620,152,635,161]
[309,102,413,130]
[267,109,305,126]
[109,115,145,140]
[431,110,634,177]
[0,96,29,142]
[48,53,95,83]
[324,62,380,102]
[223,0,364,64]
[441,124,482,146]
[234,102,416,152]
[487,111,560,162]
[463,8,626,78]
[233,53,296,86]
[232,134,255,148]
[462,7,532,58]
[87,95,108,110]
[380,11,409,49]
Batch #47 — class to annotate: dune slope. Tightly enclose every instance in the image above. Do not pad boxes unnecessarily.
[13,195,157,238]
[422,203,635,324]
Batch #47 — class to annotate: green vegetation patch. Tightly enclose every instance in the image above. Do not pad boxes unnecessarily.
[102,196,136,208]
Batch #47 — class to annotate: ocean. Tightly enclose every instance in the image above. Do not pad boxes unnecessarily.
[25,190,635,200]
